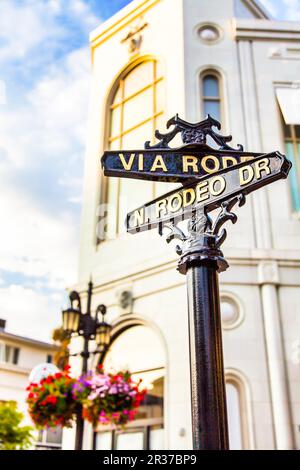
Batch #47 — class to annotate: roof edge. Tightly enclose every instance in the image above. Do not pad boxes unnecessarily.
[0,330,58,350]
[244,0,270,19]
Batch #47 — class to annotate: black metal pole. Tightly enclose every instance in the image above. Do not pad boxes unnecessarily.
[178,226,229,450]
[74,282,93,451]
[74,335,89,451]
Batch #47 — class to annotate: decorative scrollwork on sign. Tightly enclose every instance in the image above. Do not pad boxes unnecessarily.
[188,209,213,239]
[160,193,247,259]
[145,114,243,151]
[159,221,187,255]
[210,193,246,247]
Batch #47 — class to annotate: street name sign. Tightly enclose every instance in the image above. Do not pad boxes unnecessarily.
[126,152,291,234]
[102,148,265,183]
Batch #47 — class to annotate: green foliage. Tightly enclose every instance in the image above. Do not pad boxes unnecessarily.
[0,401,33,450]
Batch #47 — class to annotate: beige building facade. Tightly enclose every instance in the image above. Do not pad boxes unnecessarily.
[66,0,300,450]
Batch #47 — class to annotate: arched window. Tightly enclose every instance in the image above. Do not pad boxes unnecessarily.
[200,71,222,122]
[94,324,165,450]
[226,373,252,450]
[102,59,164,240]
[226,381,243,449]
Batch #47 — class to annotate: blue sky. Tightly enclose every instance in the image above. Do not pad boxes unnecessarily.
[0,0,298,341]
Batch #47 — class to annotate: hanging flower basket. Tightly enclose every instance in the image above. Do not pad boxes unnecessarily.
[72,366,146,428]
[26,365,77,428]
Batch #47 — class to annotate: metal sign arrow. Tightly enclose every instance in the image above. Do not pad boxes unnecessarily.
[126,152,291,234]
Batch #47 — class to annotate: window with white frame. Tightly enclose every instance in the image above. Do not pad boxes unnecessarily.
[200,71,222,122]
[282,119,300,212]
[35,427,62,450]
[276,85,300,212]
[0,342,20,365]
[226,374,251,450]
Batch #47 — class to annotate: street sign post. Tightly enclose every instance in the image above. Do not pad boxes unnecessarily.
[101,114,292,450]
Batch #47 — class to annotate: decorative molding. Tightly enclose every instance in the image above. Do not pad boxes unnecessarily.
[121,18,148,55]
[235,20,300,42]
[90,0,160,49]
[258,260,280,285]
[220,292,245,330]
[145,114,243,151]
[116,288,133,314]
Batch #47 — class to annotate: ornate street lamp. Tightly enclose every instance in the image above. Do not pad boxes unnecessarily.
[62,308,81,333]
[61,281,111,451]
[95,305,112,353]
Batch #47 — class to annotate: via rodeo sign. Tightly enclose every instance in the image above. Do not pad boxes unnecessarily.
[102,115,291,235]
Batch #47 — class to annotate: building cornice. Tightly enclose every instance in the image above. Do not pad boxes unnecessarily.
[90,0,161,50]
[0,331,58,350]
[0,363,31,376]
[242,0,269,19]
[72,249,300,298]
[235,19,300,41]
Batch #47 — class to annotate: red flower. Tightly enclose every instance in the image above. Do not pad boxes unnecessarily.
[54,372,63,380]
[46,396,57,405]
[63,364,71,371]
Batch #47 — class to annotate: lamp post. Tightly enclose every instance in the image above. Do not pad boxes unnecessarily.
[61,280,111,450]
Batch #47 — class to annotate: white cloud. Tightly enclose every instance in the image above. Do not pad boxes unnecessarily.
[0,46,91,169]
[0,1,98,340]
[27,47,91,156]
[259,0,278,17]
[68,0,100,28]
[0,179,79,289]
[282,0,300,20]
[0,1,63,62]
[0,1,99,63]
[0,284,62,341]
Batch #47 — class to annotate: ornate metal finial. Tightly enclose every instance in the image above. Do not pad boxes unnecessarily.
[145,114,243,151]
[160,193,247,273]
[69,291,82,312]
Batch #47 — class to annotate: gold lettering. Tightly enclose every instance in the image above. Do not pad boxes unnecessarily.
[254,158,271,180]
[131,208,144,227]
[196,181,209,202]
[209,176,226,196]
[168,193,182,213]
[182,188,196,207]
[183,155,198,173]
[138,154,144,171]
[239,165,254,186]
[150,155,167,172]
[119,153,135,171]
[155,199,168,218]
[201,155,220,174]
[222,156,237,169]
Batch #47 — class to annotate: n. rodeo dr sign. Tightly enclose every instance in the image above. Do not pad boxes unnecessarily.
[126,152,291,233]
